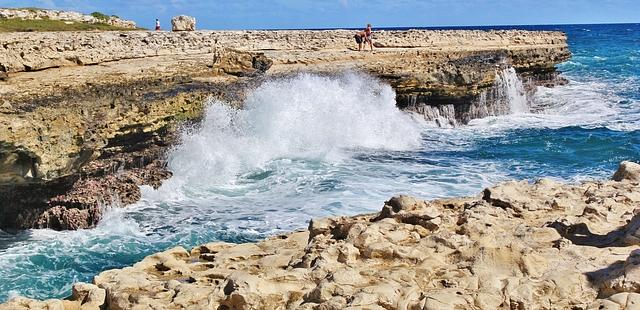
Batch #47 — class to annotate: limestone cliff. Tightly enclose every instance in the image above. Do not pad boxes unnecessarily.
[0,8,136,29]
[0,29,569,230]
[3,162,640,309]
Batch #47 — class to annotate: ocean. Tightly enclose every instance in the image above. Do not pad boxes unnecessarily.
[1,23,639,302]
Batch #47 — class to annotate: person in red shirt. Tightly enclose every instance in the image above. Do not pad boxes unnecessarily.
[363,24,373,51]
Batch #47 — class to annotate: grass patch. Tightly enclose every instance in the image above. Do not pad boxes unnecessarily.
[0,18,135,32]
[3,7,44,12]
[90,11,109,21]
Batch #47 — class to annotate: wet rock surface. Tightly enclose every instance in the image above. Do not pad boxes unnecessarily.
[0,68,250,230]
[3,163,640,309]
[0,132,173,230]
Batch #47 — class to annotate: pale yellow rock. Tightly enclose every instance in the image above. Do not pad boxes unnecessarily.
[590,300,622,310]
[0,297,66,310]
[475,292,504,310]
[423,291,471,310]
[171,15,196,32]
[611,292,631,306]
[71,283,105,308]
[627,293,640,308]
[520,252,548,277]
[6,166,640,309]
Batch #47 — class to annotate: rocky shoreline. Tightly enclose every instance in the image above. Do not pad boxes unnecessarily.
[0,29,570,231]
[2,162,640,309]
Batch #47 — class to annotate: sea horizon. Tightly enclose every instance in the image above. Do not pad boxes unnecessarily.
[191,22,640,32]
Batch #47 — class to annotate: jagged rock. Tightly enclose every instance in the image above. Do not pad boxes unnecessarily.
[622,214,640,246]
[309,217,333,239]
[613,161,640,182]
[6,165,640,309]
[372,194,441,228]
[34,205,100,231]
[171,15,196,31]
[252,54,273,73]
[71,283,105,308]
[212,48,272,77]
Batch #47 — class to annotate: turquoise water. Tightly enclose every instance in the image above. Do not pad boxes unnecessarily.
[1,24,640,302]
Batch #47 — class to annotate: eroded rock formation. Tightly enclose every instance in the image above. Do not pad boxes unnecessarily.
[0,29,569,230]
[3,162,640,309]
[171,15,196,31]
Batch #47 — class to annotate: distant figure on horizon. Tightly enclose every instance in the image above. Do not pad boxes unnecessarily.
[155,18,161,31]
[364,23,373,51]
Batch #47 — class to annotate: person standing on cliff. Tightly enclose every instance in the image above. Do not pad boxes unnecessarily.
[155,18,161,31]
[364,24,374,51]
[354,31,366,51]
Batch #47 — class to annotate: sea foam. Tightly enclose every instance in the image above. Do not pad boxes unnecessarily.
[157,73,424,196]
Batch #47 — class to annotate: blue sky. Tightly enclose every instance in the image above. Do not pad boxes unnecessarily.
[1,0,638,29]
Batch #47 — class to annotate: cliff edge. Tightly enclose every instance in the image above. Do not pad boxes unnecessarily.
[0,29,570,231]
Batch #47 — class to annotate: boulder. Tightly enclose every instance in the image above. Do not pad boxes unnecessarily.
[211,48,272,77]
[71,282,106,308]
[171,15,196,31]
[613,161,640,182]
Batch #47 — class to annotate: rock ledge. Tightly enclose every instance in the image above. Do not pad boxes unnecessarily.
[0,29,570,231]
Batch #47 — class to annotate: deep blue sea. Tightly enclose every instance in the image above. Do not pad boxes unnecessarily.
[1,23,639,302]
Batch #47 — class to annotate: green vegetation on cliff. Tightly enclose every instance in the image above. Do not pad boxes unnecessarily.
[0,18,133,32]
[89,11,110,20]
